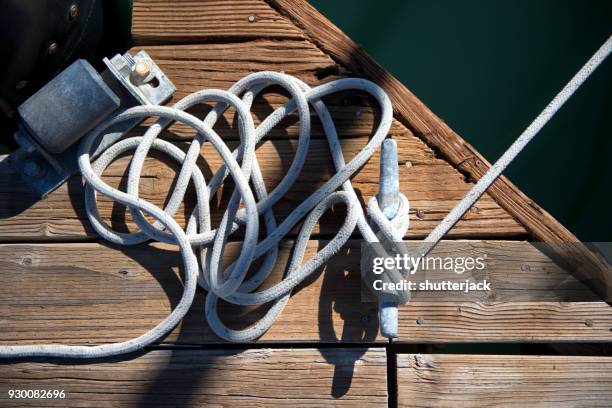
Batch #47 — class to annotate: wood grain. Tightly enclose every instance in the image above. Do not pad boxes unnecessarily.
[131,40,401,141]
[266,0,612,303]
[0,129,525,240]
[0,39,526,240]
[1,241,609,345]
[397,354,612,407]
[0,348,387,407]
[132,0,306,43]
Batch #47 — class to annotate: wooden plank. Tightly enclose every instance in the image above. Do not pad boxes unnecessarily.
[396,301,612,343]
[132,0,306,44]
[130,41,404,141]
[397,354,612,407]
[0,135,525,240]
[0,41,526,240]
[0,348,387,407]
[136,40,335,94]
[266,0,612,305]
[0,241,376,345]
[1,241,609,345]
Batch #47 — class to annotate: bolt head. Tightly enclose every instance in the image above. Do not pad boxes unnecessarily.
[15,80,28,90]
[248,15,256,22]
[132,59,152,82]
[69,4,78,19]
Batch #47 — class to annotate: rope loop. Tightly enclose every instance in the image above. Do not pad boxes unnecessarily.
[1,36,609,358]
[2,71,405,357]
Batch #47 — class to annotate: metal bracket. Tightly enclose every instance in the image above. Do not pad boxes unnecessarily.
[378,139,400,339]
[9,50,176,198]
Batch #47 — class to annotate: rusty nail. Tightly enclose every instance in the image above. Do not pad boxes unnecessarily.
[416,209,425,219]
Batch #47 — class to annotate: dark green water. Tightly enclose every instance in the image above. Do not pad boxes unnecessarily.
[310,0,611,241]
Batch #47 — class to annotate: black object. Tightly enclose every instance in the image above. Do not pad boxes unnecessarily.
[0,0,104,146]
[0,0,103,108]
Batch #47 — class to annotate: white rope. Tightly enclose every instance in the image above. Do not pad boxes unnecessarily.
[0,72,408,358]
[1,35,608,359]
[416,35,612,260]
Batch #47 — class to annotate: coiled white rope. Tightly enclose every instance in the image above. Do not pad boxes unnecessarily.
[0,71,408,358]
[2,35,608,359]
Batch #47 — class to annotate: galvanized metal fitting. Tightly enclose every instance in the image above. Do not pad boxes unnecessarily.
[377,138,400,339]
[9,51,176,197]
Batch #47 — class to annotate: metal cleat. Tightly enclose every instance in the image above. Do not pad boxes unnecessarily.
[377,138,400,339]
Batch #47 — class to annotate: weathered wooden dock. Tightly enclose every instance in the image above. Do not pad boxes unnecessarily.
[0,1,610,406]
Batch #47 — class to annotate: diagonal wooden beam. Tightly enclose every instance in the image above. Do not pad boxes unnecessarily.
[266,0,611,301]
